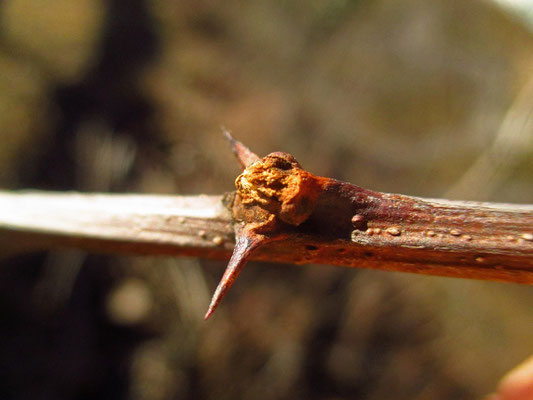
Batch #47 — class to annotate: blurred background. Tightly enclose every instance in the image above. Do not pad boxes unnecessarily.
[0,0,532,399]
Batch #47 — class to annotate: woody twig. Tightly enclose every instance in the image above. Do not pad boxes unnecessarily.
[0,133,532,319]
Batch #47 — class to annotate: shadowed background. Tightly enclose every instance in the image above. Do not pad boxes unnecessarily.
[0,0,532,399]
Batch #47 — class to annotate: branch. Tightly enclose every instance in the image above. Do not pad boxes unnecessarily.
[0,190,531,284]
[1,134,532,318]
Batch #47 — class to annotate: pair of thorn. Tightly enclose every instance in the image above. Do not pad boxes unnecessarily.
[204,129,264,320]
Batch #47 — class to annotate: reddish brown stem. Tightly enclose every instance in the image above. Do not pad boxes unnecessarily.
[204,143,533,317]
[0,190,529,281]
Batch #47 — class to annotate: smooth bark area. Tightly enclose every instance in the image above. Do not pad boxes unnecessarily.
[0,191,235,259]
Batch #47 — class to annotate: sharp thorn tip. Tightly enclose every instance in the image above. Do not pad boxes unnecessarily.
[221,126,234,142]
[204,282,227,321]
[220,129,259,169]
[204,308,214,320]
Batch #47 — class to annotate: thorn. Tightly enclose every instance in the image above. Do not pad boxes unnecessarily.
[221,127,260,170]
[204,229,264,320]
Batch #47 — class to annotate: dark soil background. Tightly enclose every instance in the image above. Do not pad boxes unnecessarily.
[0,1,532,399]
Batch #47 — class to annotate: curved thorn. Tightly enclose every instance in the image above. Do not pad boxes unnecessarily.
[221,127,260,170]
[204,230,264,320]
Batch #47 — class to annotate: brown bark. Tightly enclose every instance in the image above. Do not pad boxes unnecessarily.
[0,189,531,284]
